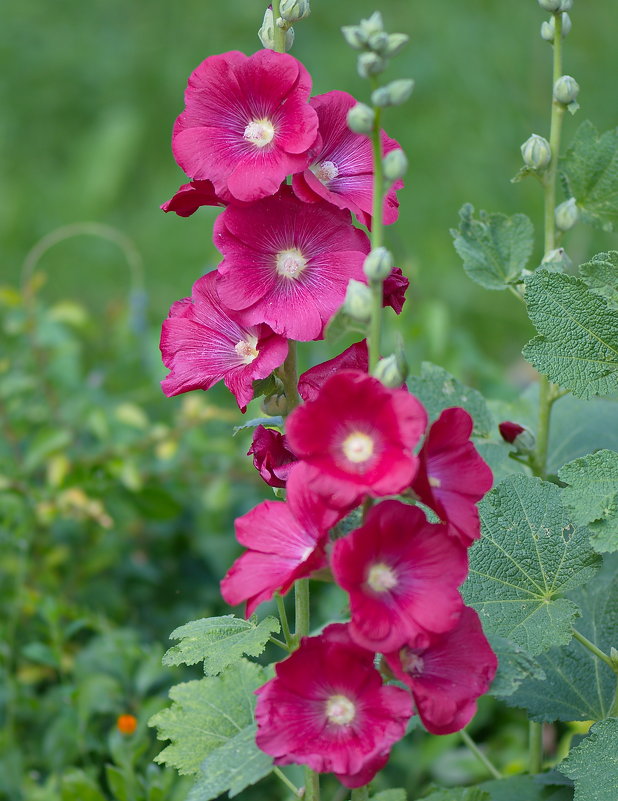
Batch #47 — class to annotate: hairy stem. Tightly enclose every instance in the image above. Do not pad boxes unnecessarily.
[271,0,286,53]
[572,628,615,670]
[460,729,502,780]
[294,578,310,641]
[274,767,302,797]
[368,88,385,373]
[304,767,321,801]
[529,721,543,774]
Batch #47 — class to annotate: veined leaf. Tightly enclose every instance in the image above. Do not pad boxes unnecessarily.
[579,252,618,308]
[488,635,545,699]
[558,717,618,801]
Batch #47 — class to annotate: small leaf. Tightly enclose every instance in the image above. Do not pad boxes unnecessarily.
[233,417,283,436]
[451,203,534,290]
[558,717,618,801]
[252,374,278,401]
[487,635,545,699]
[162,615,281,676]
[463,475,601,656]
[523,271,618,399]
[579,251,618,308]
[561,121,618,232]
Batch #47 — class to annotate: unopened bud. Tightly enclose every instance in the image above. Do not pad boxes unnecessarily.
[538,0,562,10]
[262,392,289,417]
[541,13,571,42]
[373,354,407,388]
[499,422,535,452]
[384,32,409,57]
[383,149,408,182]
[258,8,295,51]
[521,134,552,170]
[371,79,415,108]
[358,51,386,78]
[343,279,373,322]
[363,248,394,281]
[359,11,384,38]
[559,0,573,10]
[347,103,375,135]
[554,75,579,105]
[279,0,310,23]
[367,30,389,53]
[555,197,579,231]
[341,25,366,50]
[541,247,572,271]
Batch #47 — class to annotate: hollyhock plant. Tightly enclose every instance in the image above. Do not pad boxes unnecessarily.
[291,90,403,227]
[255,623,413,787]
[385,606,498,735]
[286,369,428,509]
[214,189,370,341]
[161,179,228,217]
[412,407,493,544]
[298,340,369,402]
[220,464,340,616]
[159,270,288,411]
[172,50,319,202]
[331,500,468,653]
[247,425,298,488]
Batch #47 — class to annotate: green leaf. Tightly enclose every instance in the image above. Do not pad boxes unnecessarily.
[560,121,618,232]
[463,475,602,655]
[60,771,107,801]
[421,788,490,801]
[324,306,367,343]
[451,203,534,290]
[547,395,618,474]
[187,724,273,801]
[559,451,618,552]
[149,660,271,777]
[523,271,618,399]
[372,791,407,801]
[408,362,494,437]
[481,775,572,801]
[579,252,618,308]
[233,417,283,436]
[558,717,618,800]
[505,567,618,722]
[487,635,545,699]
[162,615,281,676]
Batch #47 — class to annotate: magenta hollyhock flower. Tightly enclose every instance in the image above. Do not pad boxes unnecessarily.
[412,407,493,545]
[382,267,409,315]
[159,271,288,411]
[220,465,339,616]
[385,607,497,735]
[291,90,403,227]
[161,179,228,217]
[214,190,370,341]
[298,340,369,402]
[286,370,427,509]
[172,50,319,203]
[247,425,298,489]
[331,501,468,653]
[255,623,412,787]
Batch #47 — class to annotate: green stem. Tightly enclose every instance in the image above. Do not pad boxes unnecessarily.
[460,729,502,780]
[532,375,552,479]
[304,768,321,801]
[572,628,615,670]
[271,0,286,53]
[281,341,302,412]
[273,767,302,797]
[294,578,310,641]
[529,721,543,774]
[351,788,369,801]
[275,593,294,649]
[268,636,290,652]
[610,682,618,717]
[368,86,385,373]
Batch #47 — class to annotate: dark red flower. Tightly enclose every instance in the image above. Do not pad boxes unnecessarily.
[499,421,526,444]
[298,340,369,402]
[382,267,409,315]
[161,180,228,217]
[247,425,298,489]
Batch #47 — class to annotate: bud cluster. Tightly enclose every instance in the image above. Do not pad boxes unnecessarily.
[541,12,572,42]
[342,12,409,79]
[258,7,294,51]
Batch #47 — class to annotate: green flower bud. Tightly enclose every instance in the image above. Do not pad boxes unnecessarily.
[262,392,288,417]
[371,79,415,108]
[541,247,573,271]
[541,12,571,41]
[279,0,311,23]
[258,8,294,51]
[559,0,573,10]
[347,102,375,135]
[521,134,552,170]
[367,30,389,53]
[538,0,562,10]
[359,11,384,38]
[384,32,409,57]
[363,247,394,281]
[343,279,373,322]
[553,74,579,105]
[357,51,386,79]
[373,354,407,388]
[555,197,579,231]
[341,25,366,50]
[383,148,408,182]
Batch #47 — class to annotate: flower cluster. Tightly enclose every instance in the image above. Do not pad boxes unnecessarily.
[160,44,495,792]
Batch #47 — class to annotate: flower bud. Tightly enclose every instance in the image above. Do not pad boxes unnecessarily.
[341,25,366,50]
[559,0,573,10]
[537,0,562,10]
[541,13,571,42]
[359,11,384,38]
[384,32,409,57]
[521,134,552,170]
[279,0,311,23]
[553,75,579,105]
[555,197,579,231]
[371,79,415,108]
[373,354,407,388]
[367,30,389,53]
[541,247,572,271]
[357,51,387,79]
[383,149,408,182]
[347,102,375,135]
[343,279,373,322]
[262,392,289,417]
[363,248,394,281]
[499,422,535,452]
[258,8,295,51]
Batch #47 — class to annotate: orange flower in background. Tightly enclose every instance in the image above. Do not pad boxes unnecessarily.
[116,714,138,735]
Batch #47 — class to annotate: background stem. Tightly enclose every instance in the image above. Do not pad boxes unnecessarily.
[281,341,301,412]
[529,721,543,774]
[368,93,384,373]
[460,730,502,780]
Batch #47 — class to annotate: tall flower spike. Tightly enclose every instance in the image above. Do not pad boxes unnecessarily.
[172,50,319,202]
[159,271,288,411]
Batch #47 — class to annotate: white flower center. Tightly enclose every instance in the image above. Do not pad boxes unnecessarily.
[243,118,275,148]
[234,336,259,364]
[429,476,442,488]
[313,160,339,184]
[401,649,424,676]
[276,248,307,280]
[342,432,374,464]
[325,694,356,726]
[367,562,398,593]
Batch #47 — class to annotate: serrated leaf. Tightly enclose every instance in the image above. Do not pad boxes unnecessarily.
[523,271,618,399]
[481,775,573,801]
[505,568,618,722]
[463,475,601,656]
[579,252,618,308]
[559,451,618,552]
[561,121,618,232]
[163,615,280,676]
[149,660,270,777]
[324,306,367,343]
[558,717,618,801]
[487,635,545,699]
[451,203,534,290]
[233,417,283,436]
[372,791,407,801]
[187,724,273,801]
[408,362,494,437]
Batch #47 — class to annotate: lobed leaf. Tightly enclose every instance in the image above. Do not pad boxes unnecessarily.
[558,717,618,801]
[579,251,618,308]
[487,635,545,699]
[463,475,601,656]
